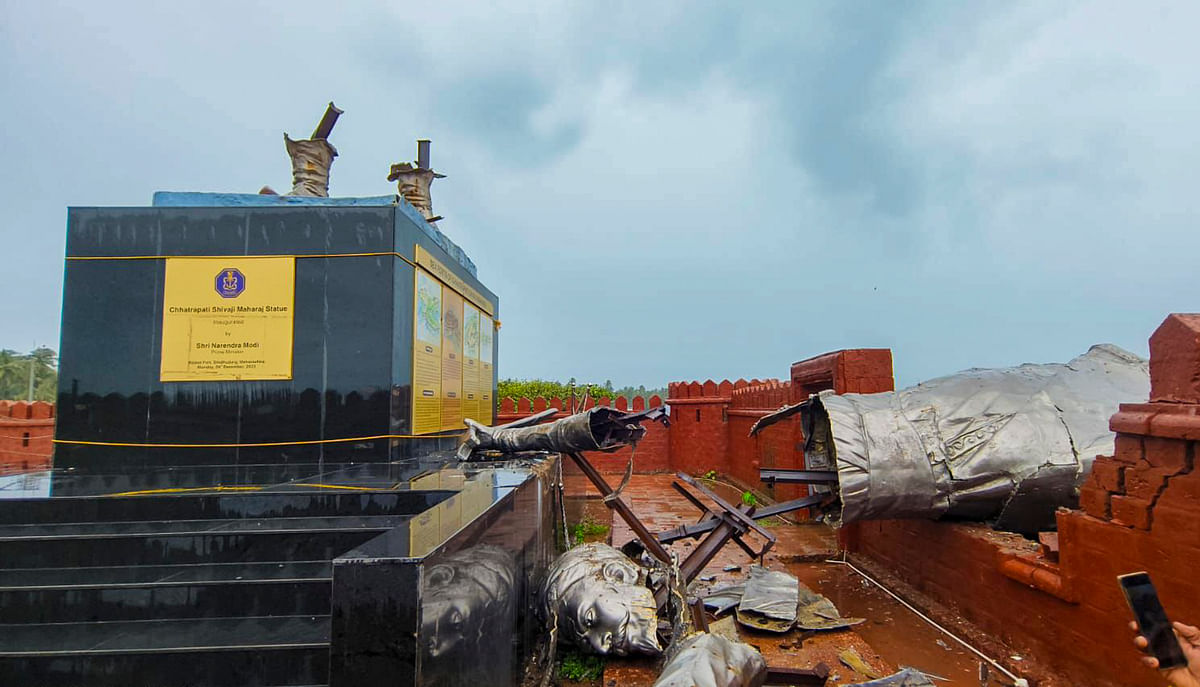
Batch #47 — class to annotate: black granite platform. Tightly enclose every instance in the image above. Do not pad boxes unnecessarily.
[0,462,554,687]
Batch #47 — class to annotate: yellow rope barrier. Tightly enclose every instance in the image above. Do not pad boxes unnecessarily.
[54,432,461,449]
[103,483,391,497]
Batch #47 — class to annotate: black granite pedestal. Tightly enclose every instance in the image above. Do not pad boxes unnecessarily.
[54,194,498,495]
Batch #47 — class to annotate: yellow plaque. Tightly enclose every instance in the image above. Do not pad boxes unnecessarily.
[412,268,443,435]
[160,257,295,382]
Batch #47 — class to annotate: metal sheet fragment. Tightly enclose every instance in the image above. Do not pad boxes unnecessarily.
[839,646,883,679]
[845,667,936,687]
[702,584,745,616]
[735,566,798,633]
[653,632,767,687]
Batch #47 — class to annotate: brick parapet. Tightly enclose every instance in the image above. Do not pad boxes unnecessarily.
[495,394,662,423]
[667,379,744,401]
[791,348,894,399]
[730,379,792,410]
[1079,315,1200,532]
[666,379,734,476]
[1148,313,1200,403]
[0,400,55,475]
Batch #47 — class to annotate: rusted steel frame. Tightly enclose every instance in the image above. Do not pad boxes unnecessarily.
[671,481,715,518]
[689,598,710,632]
[754,492,833,517]
[675,473,777,550]
[678,517,742,583]
[668,481,760,557]
[759,468,839,485]
[565,452,672,564]
[730,531,759,559]
[657,493,827,544]
[763,662,830,685]
[311,102,343,140]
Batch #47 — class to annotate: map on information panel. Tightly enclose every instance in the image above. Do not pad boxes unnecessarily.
[411,248,495,435]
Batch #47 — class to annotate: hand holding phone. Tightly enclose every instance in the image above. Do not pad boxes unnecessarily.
[1119,572,1191,676]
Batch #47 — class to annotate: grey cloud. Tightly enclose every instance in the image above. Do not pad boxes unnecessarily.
[433,70,584,165]
[2,1,1198,392]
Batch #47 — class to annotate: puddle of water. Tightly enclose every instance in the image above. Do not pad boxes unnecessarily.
[788,562,986,686]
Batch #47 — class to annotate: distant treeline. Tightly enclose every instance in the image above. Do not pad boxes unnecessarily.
[497,378,666,402]
[0,347,57,402]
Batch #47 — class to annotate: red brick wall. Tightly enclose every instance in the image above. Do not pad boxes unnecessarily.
[791,348,894,397]
[763,351,896,502]
[756,415,806,499]
[665,379,736,476]
[493,351,895,486]
[848,314,1200,687]
[0,400,55,475]
[725,380,804,499]
[726,412,760,490]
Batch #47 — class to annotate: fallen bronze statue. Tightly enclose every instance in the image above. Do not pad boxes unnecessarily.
[751,344,1150,534]
[457,405,668,460]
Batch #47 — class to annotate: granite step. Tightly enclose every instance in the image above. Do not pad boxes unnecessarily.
[0,614,330,686]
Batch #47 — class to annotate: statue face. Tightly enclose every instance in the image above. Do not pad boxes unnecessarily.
[422,584,474,658]
[542,543,661,656]
[560,581,659,655]
[420,546,516,660]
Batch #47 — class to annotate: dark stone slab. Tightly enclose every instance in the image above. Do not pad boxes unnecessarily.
[329,463,556,687]
[54,204,497,487]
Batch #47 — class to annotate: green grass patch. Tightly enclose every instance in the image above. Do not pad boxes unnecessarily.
[571,517,610,545]
[559,650,605,682]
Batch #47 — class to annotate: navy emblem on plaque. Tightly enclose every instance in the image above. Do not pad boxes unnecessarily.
[215,268,246,298]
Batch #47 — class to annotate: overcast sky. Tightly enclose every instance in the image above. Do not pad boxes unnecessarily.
[2,1,1197,390]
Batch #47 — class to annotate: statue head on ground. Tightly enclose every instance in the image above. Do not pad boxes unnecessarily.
[540,542,661,656]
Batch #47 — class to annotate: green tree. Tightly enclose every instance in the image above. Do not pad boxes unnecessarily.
[497,378,667,404]
[497,379,615,402]
[0,347,57,402]
[613,384,667,400]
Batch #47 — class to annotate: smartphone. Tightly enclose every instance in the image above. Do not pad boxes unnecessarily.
[1119,572,1187,670]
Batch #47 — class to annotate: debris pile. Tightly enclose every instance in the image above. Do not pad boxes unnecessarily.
[463,405,1034,686]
